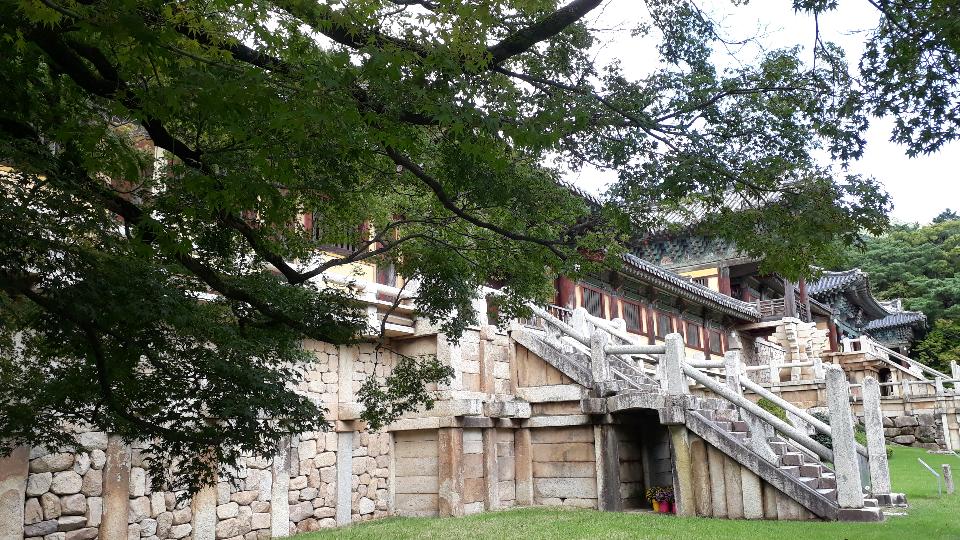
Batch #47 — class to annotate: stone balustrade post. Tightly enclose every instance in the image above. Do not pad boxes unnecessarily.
[570,307,589,339]
[951,361,960,381]
[936,377,945,397]
[862,377,892,497]
[662,333,688,396]
[901,379,911,399]
[723,348,742,395]
[826,366,864,508]
[943,464,955,495]
[590,330,612,391]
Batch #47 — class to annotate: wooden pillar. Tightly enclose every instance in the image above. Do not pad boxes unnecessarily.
[798,277,812,321]
[514,429,533,506]
[0,446,29,540]
[718,266,732,296]
[101,435,131,540]
[782,278,797,318]
[556,276,576,310]
[828,320,840,352]
[594,425,621,512]
[438,427,464,517]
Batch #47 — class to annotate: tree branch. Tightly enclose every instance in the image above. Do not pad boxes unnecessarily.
[487,0,603,66]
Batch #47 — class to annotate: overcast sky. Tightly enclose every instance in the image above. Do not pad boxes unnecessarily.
[567,0,959,225]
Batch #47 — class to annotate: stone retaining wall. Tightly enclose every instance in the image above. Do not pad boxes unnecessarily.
[881,413,945,450]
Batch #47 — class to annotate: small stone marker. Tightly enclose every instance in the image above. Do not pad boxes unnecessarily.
[943,464,955,495]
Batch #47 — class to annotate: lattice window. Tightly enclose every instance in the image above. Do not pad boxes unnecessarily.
[685,322,702,348]
[582,287,604,318]
[623,302,643,333]
[655,312,672,338]
[708,329,723,354]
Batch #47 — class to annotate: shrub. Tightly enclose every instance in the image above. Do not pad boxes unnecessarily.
[809,411,892,459]
[758,398,791,425]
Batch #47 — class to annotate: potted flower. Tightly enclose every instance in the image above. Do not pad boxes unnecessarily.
[656,486,675,513]
[645,486,660,512]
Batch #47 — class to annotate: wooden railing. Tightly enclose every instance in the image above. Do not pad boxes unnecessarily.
[755,298,810,322]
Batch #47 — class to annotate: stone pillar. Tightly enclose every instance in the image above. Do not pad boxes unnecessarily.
[481,429,499,510]
[594,424,621,512]
[335,430,354,526]
[951,361,960,382]
[943,464,955,495]
[723,348,741,394]
[662,333,687,396]
[0,445,28,540]
[271,437,291,537]
[101,435,131,540]
[668,426,696,517]
[862,377,892,496]
[191,483,217,540]
[689,437,712,517]
[438,427,464,517]
[901,379,911,399]
[479,325,496,395]
[826,366,864,508]
[942,413,954,452]
[514,429,533,506]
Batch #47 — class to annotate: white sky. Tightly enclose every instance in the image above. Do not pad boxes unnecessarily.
[567,0,960,225]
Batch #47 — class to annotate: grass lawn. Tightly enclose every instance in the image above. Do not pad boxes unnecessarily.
[294,445,960,539]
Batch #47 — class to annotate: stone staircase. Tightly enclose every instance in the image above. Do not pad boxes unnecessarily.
[516,307,890,522]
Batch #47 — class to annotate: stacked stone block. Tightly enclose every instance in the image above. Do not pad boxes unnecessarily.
[881,413,945,449]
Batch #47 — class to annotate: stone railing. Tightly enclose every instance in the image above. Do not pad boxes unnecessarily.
[532,306,894,513]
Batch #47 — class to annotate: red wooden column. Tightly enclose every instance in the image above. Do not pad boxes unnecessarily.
[556,276,576,310]
[718,266,732,296]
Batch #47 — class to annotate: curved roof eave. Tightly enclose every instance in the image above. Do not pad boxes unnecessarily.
[620,254,761,322]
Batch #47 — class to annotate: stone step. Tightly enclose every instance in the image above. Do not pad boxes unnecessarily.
[729,431,749,444]
[798,476,820,488]
[769,441,787,455]
[838,506,883,522]
[714,421,733,431]
[816,488,837,501]
[697,409,716,421]
[715,409,740,422]
[780,465,801,478]
[818,475,837,489]
[731,420,749,432]
[781,452,805,466]
[800,464,823,477]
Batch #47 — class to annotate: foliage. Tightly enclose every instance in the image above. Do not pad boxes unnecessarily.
[0,0,922,492]
[798,1,960,155]
[357,353,454,431]
[809,411,892,459]
[842,217,960,371]
[915,319,960,374]
[757,398,790,425]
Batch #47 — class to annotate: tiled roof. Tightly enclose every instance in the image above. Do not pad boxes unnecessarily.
[865,311,927,331]
[620,253,760,321]
[807,269,866,295]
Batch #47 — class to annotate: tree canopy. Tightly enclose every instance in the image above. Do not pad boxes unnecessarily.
[1,0,955,492]
[842,216,960,372]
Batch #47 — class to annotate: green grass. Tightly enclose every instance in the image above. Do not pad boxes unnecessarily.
[294,445,960,539]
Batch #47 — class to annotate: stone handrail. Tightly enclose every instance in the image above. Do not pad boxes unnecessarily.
[681,361,835,462]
